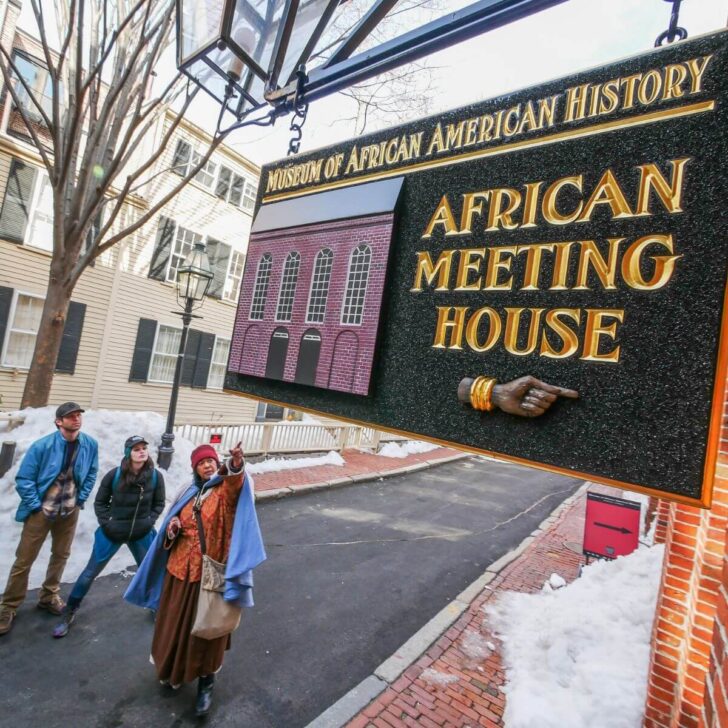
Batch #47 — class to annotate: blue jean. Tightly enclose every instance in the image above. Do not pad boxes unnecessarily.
[67,530,155,609]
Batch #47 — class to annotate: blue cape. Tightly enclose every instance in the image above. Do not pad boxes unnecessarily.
[124,472,266,609]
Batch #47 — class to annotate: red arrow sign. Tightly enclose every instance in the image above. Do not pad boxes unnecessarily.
[583,492,641,560]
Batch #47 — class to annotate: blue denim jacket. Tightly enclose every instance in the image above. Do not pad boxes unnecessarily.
[15,430,99,522]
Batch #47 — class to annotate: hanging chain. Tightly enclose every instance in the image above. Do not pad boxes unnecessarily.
[654,0,688,47]
[287,67,309,156]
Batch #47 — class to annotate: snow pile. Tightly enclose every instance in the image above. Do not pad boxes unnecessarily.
[378,440,440,459]
[0,407,196,590]
[421,668,460,686]
[247,450,344,474]
[487,545,664,728]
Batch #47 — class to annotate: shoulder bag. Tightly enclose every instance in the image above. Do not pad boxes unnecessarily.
[190,488,242,640]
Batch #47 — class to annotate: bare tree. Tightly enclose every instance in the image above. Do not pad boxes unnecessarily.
[0,0,234,408]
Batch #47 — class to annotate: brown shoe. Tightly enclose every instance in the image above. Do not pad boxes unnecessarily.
[0,606,15,635]
[37,595,65,616]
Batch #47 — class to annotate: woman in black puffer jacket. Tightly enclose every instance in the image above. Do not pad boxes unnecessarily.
[53,435,165,638]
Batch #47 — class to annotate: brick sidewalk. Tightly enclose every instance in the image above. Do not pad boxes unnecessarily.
[252,446,464,494]
[345,488,590,728]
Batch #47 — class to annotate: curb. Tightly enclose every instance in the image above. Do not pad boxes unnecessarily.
[254,452,469,502]
[305,481,589,728]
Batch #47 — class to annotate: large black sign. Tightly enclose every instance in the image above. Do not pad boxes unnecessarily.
[228,31,728,506]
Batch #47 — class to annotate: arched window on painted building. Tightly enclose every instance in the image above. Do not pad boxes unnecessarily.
[306,248,334,323]
[341,244,371,326]
[249,253,273,320]
[276,251,301,322]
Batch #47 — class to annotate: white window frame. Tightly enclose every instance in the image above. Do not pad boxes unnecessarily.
[165,223,203,284]
[1,290,44,369]
[249,253,273,320]
[223,249,245,303]
[207,336,230,389]
[340,245,372,326]
[305,248,333,324]
[275,251,300,323]
[23,168,53,252]
[147,323,182,385]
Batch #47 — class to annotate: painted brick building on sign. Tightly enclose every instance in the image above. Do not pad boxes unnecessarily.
[230,178,403,396]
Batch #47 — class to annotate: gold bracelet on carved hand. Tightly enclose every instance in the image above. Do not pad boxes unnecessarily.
[469,376,497,412]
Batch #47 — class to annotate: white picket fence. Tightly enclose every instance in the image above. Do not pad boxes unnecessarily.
[174,422,403,456]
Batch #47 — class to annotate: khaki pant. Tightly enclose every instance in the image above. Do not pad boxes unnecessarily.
[1,508,80,610]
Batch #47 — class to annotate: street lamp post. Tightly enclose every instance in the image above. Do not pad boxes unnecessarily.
[157,242,214,470]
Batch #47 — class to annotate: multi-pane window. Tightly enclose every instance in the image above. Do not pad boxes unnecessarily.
[12,52,54,123]
[229,174,245,207]
[1,292,43,368]
[167,225,203,283]
[306,249,333,323]
[341,245,372,325]
[195,156,217,188]
[276,252,300,322]
[250,253,273,320]
[207,337,230,388]
[148,325,182,383]
[242,180,257,212]
[256,402,285,422]
[223,250,245,303]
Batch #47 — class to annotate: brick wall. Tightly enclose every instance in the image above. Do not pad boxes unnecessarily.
[229,213,395,396]
[644,374,728,727]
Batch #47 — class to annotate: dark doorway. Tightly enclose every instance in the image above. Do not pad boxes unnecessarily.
[295,329,322,386]
[265,327,289,380]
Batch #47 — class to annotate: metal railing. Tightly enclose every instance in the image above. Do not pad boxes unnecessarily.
[174,422,404,456]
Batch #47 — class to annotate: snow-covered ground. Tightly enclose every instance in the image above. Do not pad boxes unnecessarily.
[378,440,439,458]
[0,408,345,589]
[487,542,665,728]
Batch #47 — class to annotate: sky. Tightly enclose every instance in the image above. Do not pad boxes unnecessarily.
[16,0,728,169]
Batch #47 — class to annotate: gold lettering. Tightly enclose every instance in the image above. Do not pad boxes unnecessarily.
[662,64,688,100]
[621,234,681,290]
[518,243,555,290]
[504,308,545,356]
[542,176,584,225]
[577,169,633,222]
[686,54,712,93]
[635,158,689,215]
[465,307,502,352]
[484,246,518,290]
[521,182,542,229]
[445,121,466,150]
[423,195,458,237]
[550,242,574,290]
[564,84,589,122]
[455,249,486,291]
[516,101,538,134]
[540,309,581,359]
[581,309,624,363]
[599,80,620,114]
[433,306,467,349]
[538,95,559,127]
[459,192,490,234]
[621,74,642,109]
[637,69,662,105]
[411,250,456,292]
[427,123,446,155]
[345,146,361,174]
[486,188,522,231]
[574,238,624,290]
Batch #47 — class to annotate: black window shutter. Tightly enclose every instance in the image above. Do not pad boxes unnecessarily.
[172,140,191,176]
[181,328,201,387]
[148,216,175,281]
[192,333,215,388]
[0,286,14,354]
[215,167,232,199]
[206,239,231,299]
[55,301,86,374]
[129,318,157,382]
[0,159,37,242]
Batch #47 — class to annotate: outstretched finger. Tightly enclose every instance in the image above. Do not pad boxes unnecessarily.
[530,379,579,399]
[520,401,545,416]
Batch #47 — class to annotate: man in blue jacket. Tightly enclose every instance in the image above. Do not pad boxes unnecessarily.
[0,402,98,636]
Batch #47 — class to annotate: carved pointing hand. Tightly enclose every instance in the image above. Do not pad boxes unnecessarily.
[493,376,579,417]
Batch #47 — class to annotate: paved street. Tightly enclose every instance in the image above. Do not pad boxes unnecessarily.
[0,457,581,728]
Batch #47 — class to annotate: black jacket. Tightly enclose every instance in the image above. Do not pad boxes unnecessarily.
[94,465,166,543]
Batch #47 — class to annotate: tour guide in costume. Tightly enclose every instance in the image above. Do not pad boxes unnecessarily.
[125,442,265,717]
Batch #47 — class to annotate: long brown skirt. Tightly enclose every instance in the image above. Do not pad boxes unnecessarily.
[151,572,231,686]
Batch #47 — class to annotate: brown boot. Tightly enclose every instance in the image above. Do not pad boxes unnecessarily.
[37,594,65,616]
[0,606,15,635]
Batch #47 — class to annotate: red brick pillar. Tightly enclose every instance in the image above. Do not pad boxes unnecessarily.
[644,376,728,727]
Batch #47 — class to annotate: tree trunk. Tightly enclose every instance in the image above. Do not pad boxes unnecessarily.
[19,267,73,409]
